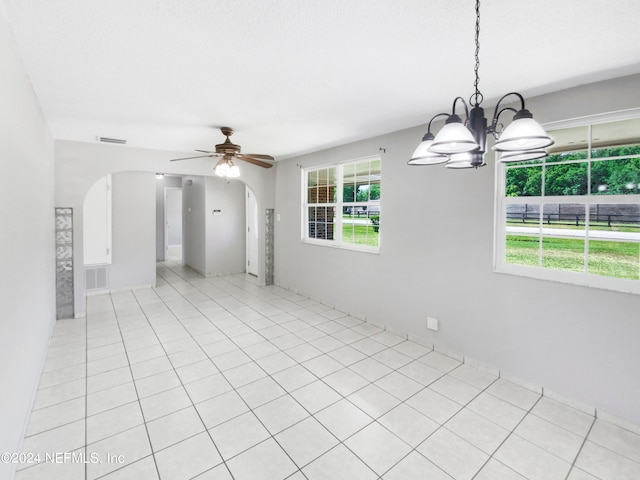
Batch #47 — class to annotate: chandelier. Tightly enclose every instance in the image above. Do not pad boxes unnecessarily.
[408,0,554,169]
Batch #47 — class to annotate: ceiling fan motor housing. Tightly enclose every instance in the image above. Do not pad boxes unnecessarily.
[216,127,242,154]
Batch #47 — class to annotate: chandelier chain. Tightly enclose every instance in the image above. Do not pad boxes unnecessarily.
[471,0,483,107]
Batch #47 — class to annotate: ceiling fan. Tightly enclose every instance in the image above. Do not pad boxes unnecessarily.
[171,127,275,177]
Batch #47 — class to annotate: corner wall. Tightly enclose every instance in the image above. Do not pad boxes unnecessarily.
[0,8,55,480]
[274,74,640,426]
[109,172,156,290]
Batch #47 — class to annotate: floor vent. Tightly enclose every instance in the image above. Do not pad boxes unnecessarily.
[85,267,108,291]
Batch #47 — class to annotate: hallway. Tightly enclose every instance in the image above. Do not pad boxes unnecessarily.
[14,263,640,479]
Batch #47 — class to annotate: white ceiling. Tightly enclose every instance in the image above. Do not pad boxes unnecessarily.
[3,0,640,159]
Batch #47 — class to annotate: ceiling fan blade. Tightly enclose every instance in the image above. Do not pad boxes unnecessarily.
[236,156,274,169]
[170,154,214,162]
[195,149,217,154]
[240,153,275,161]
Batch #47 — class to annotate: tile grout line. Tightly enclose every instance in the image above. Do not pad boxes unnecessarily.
[27,281,498,480]
[154,262,408,476]
[469,393,545,480]
[127,275,233,479]
[562,416,597,480]
[91,290,162,480]
[150,263,321,478]
[110,279,434,479]
[27,261,629,480]
[142,264,321,476]
[152,262,499,478]
[372,364,502,479]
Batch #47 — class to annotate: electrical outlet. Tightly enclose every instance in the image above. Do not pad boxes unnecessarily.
[427,316,439,331]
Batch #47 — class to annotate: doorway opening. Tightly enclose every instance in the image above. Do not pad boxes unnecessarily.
[246,187,259,276]
[165,186,183,263]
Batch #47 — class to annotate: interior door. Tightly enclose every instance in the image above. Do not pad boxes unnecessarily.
[83,175,112,265]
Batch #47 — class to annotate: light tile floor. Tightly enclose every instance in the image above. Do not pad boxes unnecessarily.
[15,262,640,480]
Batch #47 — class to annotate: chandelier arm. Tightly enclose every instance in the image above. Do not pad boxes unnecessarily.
[490,92,526,130]
[427,113,451,132]
[452,97,471,121]
[490,107,519,137]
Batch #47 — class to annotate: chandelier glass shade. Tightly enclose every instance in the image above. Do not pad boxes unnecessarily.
[492,110,554,152]
[498,148,548,163]
[408,113,451,165]
[408,0,553,169]
[408,133,449,165]
[445,152,486,169]
[430,115,480,154]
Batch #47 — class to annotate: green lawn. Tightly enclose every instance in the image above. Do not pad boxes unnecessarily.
[506,235,640,279]
[342,224,379,247]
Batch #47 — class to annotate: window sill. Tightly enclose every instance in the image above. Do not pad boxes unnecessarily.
[302,238,380,255]
[494,263,640,295]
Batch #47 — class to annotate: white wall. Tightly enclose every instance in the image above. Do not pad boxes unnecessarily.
[274,74,640,426]
[0,8,55,480]
[183,176,207,275]
[108,172,156,290]
[55,140,276,315]
[205,176,246,275]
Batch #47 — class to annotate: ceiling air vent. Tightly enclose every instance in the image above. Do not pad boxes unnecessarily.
[98,136,127,145]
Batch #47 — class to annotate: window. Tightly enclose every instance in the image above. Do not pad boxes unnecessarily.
[495,114,640,294]
[303,156,381,252]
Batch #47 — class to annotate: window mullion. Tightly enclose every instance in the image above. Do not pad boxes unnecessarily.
[587,123,592,196]
[336,165,343,244]
[584,203,590,273]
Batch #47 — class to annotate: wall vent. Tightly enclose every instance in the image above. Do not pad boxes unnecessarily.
[85,266,108,291]
[98,136,127,144]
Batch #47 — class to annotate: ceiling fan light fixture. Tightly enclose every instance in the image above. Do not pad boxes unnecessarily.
[214,157,229,176]
[213,156,241,178]
[228,164,240,178]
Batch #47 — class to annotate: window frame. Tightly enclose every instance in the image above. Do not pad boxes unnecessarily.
[302,155,381,253]
[494,109,640,295]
